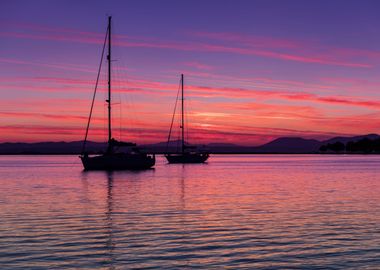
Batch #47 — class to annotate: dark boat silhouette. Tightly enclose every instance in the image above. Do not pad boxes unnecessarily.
[165,74,210,164]
[80,16,155,170]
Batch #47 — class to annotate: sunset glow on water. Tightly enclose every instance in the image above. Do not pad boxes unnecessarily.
[1,155,379,269]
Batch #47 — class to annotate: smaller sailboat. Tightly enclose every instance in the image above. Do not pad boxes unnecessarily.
[80,16,155,170]
[165,74,210,164]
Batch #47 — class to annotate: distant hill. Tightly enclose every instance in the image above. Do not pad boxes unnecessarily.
[0,141,106,154]
[0,134,378,154]
[323,134,380,145]
[253,137,322,153]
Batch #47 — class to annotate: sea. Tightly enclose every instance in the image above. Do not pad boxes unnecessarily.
[0,155,379,269]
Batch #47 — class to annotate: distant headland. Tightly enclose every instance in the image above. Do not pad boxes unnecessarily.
[1,134,379,155]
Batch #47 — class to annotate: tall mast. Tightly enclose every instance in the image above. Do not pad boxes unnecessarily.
[107,16,112,145]
[181,74,184,154]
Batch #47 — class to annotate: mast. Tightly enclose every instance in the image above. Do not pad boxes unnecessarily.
[107,16,112,147]
[181,74,184,154]
[80,17,109,155]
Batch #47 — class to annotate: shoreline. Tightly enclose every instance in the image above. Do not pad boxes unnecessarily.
[0,152,379,155]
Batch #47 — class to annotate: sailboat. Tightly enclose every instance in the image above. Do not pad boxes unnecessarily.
[165,74,210,163]
[80,16,155,170]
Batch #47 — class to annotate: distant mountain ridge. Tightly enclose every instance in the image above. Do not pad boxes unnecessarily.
[254,137,321,153]
[323,134,380,144]
[0,134,379,154]
[0,141,106,154]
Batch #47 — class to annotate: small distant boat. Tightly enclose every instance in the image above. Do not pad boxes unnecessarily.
[80,16,155,170]
[165,74,210,164]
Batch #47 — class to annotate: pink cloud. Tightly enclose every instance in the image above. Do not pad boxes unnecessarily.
[192,31,380,68]
[193,32,303,50]
[3,75,380,110]
[0,57,97,73]
[2,23,376,68]
[283,93,380,109]
[199,44,371,68]
[182,61,214,70]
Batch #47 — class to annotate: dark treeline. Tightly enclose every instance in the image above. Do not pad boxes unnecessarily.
[320,138,380,153]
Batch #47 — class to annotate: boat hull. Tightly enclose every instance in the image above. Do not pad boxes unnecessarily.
[165,153,209,164]
[80,153,155,170]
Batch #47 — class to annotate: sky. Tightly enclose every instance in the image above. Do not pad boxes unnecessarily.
[1,0,380,145]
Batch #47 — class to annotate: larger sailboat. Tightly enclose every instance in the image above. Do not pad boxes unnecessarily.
[80,16,155,170]
[165,74,210,164]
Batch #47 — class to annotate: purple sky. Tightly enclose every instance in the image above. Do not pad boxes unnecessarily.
[1,0,380,145]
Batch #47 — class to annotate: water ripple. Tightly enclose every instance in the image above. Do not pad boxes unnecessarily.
[0,155,379,269]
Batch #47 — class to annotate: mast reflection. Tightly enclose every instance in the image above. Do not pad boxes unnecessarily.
[105,171,115,270]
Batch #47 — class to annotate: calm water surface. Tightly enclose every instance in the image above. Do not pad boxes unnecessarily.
[0,155,379,269]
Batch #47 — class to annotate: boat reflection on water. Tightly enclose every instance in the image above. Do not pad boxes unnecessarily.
[81,171,116,269]
[105,172,116,269]
[79,165,190,269]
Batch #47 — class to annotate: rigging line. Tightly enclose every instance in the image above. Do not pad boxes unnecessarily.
[119,63,136,141]
[177,112,181,152]
[120,95,122,141]
[112,60,121,141]
[103,65,108,142]
[81,25,109,154]
[186,99,190,145]
[186,94,193,145]
[166,78,182,152]
[114,45,137,141]
[104,103,106,142]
